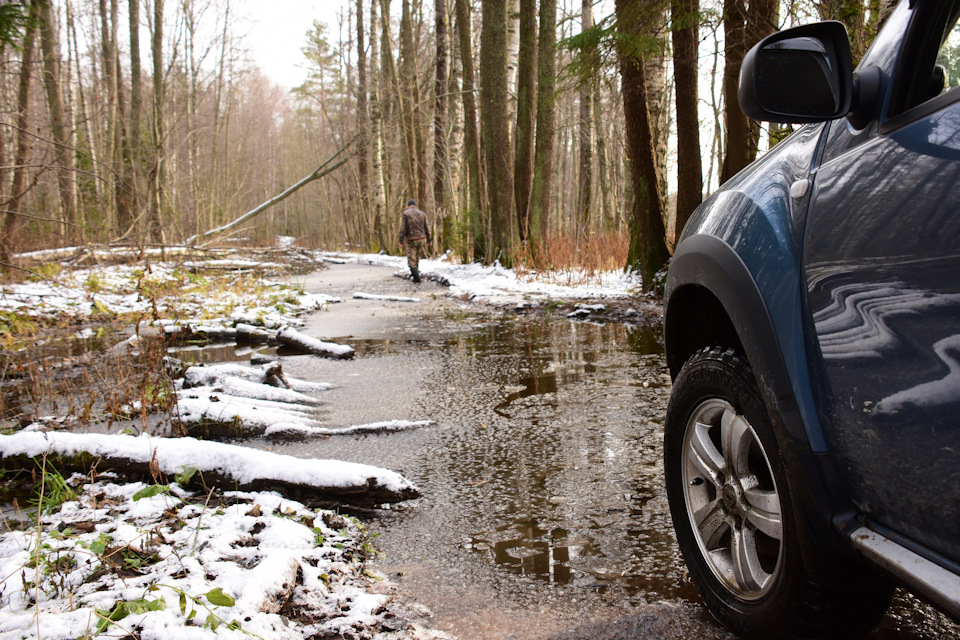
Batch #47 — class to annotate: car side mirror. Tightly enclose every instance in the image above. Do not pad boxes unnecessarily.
[739,21,853,123]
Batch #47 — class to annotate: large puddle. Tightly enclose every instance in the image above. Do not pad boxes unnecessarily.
[229,308,717,639]
[251,311,687,594]
[237,304,958,640]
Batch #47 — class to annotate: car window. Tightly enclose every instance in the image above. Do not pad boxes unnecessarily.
[883,2,960,131]
[932,16,960,97]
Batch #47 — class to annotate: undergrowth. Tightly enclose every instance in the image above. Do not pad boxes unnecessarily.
[0,255,314,432]
[513,230,630,284]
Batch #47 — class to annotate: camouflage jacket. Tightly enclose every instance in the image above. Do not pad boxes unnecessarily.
[398,207,432,244]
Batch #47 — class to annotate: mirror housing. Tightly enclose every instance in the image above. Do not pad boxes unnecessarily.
[739,21,853,123]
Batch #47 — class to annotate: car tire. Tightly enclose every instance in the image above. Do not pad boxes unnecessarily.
[664,346,892,639]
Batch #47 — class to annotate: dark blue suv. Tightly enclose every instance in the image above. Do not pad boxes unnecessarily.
[663,1,960,638]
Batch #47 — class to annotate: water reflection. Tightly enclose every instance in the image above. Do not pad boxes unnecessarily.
[374,314,694,602]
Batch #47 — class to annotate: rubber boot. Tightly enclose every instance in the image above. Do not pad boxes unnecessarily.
[411,267,421,284]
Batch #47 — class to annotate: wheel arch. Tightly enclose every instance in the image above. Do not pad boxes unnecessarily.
[665,234,794,416]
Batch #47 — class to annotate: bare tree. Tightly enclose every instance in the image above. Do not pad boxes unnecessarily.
[480,0,515,265]
[513,0,536,245]
[529,0,557,257]
[356,0,370,238]
[149,0,166,244]
[577,0,594,239]
[370,0,387,249]
[433,0,449,247]
[36,0,78,238]
[1,9,36,266]
[455,0,483,259]
[399,0,427,207]
[128,0,143,218]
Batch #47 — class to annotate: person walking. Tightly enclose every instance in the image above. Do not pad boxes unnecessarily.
[398,199,432,283]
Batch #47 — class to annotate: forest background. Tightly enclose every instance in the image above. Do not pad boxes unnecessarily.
[0,0,902,288]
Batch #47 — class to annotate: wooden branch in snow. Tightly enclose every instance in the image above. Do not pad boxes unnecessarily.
[278,326,355,359]
[185,141,355,247]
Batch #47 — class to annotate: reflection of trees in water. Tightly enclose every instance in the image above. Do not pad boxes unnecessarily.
[423,316,679,599]
[877,333,960,414]
[813,281,960,359]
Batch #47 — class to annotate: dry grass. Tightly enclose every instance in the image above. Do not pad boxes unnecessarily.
[512,231,630,284]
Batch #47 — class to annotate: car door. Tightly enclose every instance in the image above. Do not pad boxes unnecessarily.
[802,1,960,563]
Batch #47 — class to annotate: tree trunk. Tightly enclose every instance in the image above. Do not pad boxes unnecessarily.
[113,0,137,239]
[37,0,78,239]
[400,0,428,208]
[1,14,36,266]
[455,0,484,260]
[513,0,536,245]
[379,0,412,204]
[128,0,142,214]
[746,0,776,154]
[356,0,370,237]
[529,0,557,258]
[370,0,387,249]
[577,0,594,238]
[433,0,449,248]
[66,0,101,208]
[819,0,866,60]
[480,0,515,266]
[719,0,749,184]
[149,0,165,245]
[642,4,671,210]
[209,1,231,235]
[505,0,520,105]
[616,0,670,289]
[183,0,200,236]
[672,0,702,239]
[593,81,612,231]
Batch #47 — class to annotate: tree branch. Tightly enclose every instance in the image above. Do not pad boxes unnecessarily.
[185,140,356,247]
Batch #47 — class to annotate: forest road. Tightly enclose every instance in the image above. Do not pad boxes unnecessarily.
[262,260,956,640]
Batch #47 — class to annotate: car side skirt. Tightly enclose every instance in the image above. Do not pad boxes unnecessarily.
[852,527,960,620]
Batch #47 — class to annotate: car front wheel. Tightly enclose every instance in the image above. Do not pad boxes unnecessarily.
[664,347,891,639]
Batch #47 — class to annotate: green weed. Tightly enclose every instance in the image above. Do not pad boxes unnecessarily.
[27,263,62,282]
[30,461,77,514]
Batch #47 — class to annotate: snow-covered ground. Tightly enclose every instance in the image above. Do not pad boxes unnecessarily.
[322,251,643,304]
[0,475,449,639]
[3,248,642,329]
[0,246,648,639]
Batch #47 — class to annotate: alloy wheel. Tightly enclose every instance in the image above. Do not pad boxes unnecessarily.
[681,398,784,599]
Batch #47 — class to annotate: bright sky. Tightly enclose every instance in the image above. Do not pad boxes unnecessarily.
[240,0,344,90]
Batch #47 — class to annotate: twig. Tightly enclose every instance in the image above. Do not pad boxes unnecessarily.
[34,454,46,640]
[191,487,216,556]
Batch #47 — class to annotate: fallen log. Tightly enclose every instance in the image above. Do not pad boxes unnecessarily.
[185,141,354,247]
[353,291,421,303]
[277,326,355,359]
[0,431,419,506]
